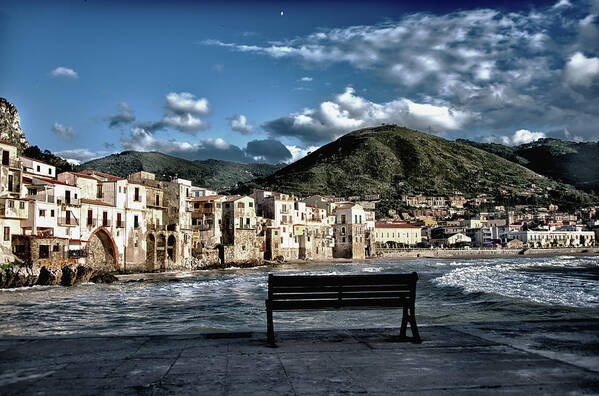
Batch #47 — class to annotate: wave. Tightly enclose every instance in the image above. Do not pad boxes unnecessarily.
[432,257,599,308]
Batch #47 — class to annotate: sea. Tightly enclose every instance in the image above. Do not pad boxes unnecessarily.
[0,255,597,337]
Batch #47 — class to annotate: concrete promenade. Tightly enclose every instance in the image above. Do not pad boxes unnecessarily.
[1,319,598,395]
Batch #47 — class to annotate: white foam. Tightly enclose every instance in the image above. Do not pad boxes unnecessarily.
[432,258,599,308]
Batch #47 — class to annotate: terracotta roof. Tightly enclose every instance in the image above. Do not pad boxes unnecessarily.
[81,198,115,207]
[79,169,125,181]
[19,156,54,167]
[192,195,225,202]
[29,176,74,187]
[375,222,419,229]
[224,195,245,202]
[0,139,18,147]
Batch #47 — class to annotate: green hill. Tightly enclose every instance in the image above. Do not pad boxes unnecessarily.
[235,125,597,214]
[457,138,599,194]
[79,151,282,191]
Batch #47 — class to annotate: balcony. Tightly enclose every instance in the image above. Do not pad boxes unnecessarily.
[58,216,79,227]
[86,219,98,228]
[101,220,111,228]
[193,224,212,231]
[57,197,81,206]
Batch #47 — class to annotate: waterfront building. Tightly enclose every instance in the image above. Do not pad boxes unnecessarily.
[333,203,366,259]
[510,229,595,248]
[374,222,421,248]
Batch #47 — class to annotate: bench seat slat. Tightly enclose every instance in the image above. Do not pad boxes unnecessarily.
[272,291,412,300]
[270,299,408,311]
[271,284,413,293]
[269,274,417,287]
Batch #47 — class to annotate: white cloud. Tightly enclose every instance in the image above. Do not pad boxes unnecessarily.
[120,127,289,163]
[55,148,109,164]
[300,76,313,82]
[552,0,572,8]
[165,92,210,115]
[51,123,77,140]
[162,113,209,133]
[50,67,79,79]
[263,87,477,143]
[227,114,253,134]
[205,3,599,141]
[285,145,320,163]
[564,52,599,87]
[484,129,546,146]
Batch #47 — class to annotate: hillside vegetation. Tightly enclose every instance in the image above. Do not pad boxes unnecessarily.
[458,138,599,194]
[79,151,282,191]
[235,125,596,214]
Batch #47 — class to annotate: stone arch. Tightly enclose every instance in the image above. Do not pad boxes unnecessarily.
[146,233,156,271]
[86,227,118,271]
[167,234,176,261]
[157,234,166,269]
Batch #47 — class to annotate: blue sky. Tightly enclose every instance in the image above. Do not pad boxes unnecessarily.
[1,0,598,164]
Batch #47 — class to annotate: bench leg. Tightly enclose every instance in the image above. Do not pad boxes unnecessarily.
[266,306,276,346]
[408,307,422,344]
[400,306,408,338]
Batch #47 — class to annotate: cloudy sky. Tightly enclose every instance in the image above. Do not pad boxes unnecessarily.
[1,0,598,165]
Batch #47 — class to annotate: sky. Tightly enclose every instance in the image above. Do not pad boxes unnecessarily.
[1,0,598,165]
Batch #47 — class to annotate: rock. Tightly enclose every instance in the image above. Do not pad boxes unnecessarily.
[90,272,118,284]
[37,267,62,286]
[0,97,30,151]
[75,265,95,284]
[60,265,77,286]
[274,255,285,263]
[0,265,39,288]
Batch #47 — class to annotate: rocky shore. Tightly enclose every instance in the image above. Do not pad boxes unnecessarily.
[0,263,117,289]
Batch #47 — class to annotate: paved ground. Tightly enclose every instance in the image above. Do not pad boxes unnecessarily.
[1,319,597,395]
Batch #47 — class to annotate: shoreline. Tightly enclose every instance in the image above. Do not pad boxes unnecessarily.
[114,248,599,282]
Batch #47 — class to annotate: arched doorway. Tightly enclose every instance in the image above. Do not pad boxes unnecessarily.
[157,234,166,269]
[146,234,156,271]
[167,235,176,261]
[87,228,118,271]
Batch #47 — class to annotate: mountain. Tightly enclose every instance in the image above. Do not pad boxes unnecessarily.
[0,97,29,151]
[79,151,283,191]
[457,138,599,194]
[235,125,597,214]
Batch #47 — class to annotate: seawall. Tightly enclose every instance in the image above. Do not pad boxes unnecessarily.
[374,247,599,260]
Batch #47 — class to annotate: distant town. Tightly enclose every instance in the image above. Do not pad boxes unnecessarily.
[0,139,597,275]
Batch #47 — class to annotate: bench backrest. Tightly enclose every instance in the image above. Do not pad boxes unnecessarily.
[267,272,418,311]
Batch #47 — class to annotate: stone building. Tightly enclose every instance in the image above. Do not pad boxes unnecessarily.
[222,195,261,263]
[332,203,366,259]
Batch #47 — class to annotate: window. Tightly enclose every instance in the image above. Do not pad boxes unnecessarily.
[1,151,8,166]
[39,245,50,259]
[274,231,278,236]
[29,188,37,195]
[3,226,9,242]
[87,210,93,225]
[342,237,346,243]
[134,187,140,202]
[249,202,253,207]
[50,209,55,217]
[8,200,13,208]
[19,201,24,209]
[117,213,122,228]
[246,218,250,226]
[39,209,46,217]
[155,194,160,206]
[53,244,60,252]
[341,215,346,224]
[48,168,52,175]
[97,185,103,198]
[216,203,221,208]
[37,165,41,172]
[238,202,245,209]
[134,215,139,228]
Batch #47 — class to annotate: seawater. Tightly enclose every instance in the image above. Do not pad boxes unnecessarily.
[1,255,597,337]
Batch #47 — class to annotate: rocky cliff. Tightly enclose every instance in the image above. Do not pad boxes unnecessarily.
[0,97,30,151]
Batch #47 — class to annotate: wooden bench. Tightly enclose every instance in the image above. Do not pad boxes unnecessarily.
[265,272,421,345]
